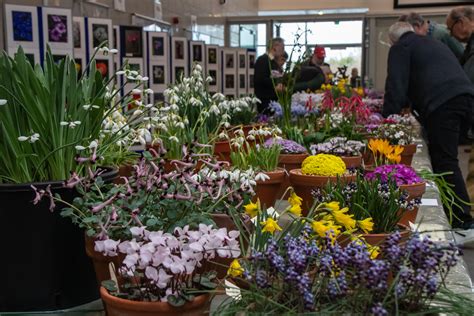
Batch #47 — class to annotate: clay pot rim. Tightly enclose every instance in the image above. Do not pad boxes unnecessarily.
[398,181,426,187]
[100,286,210,312]
[289,168,355,178]
[361,223,410,238]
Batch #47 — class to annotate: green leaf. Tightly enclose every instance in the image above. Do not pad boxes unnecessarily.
[142,151,153,160]
[82,216,98,223]
[167,295,186,307]
[101,280,117,292]
[60,208,74,217]
[146,218,158,226]
[166,209,177,219]
[181,292,195,302]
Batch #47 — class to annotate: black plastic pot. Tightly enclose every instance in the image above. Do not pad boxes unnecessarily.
[0,168,118,312]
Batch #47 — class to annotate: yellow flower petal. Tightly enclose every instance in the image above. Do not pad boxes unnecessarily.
[227,259,244,278]
[358,218,374,234]
[288,192,303,207]
[244,201,259,218]
[260,218,282,234]
[289,204,302,217]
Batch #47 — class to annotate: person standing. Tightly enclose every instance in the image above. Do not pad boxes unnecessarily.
[447,7,474,83]
[399,12,464,59]
[294,47,326,92]
[313,46,332,83]
[253,37,285,114]
[383,22,474,236]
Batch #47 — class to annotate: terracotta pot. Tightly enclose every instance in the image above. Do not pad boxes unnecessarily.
[214,140,231,162]
[277,153,309,199]
[400,144,417,166]
[361,224,411,247]
[100,287,211,316]
[362,149,374,166]
[289,169,356,214]
[254,168,286,208]
[340,155,362,169]
[85,234,125,286]
[363,164,376,174]
[399,181,426,200]
[114,164,134,184]
[398,206,419,226]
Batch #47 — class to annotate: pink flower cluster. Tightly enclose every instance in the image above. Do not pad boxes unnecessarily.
[365,164,423,186]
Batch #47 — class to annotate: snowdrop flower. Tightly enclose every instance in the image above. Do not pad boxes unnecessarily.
[133,109,143,116]
[75,145,86,151]
[0,99,7,106]
[17,136,29,142]
[144,88,154,94]
[116,70,125,76]
[83,104,100,110]
[210,104,220,115]
[169,136,179,143]
[132,88,142,94]
[60,120,81,128]
[89,140,98,149]
[255,172,270,182]
[18,133,40,143]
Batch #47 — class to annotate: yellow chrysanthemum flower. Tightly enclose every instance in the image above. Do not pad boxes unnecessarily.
[288,192,303,207]
[260,218,282,234]
[289,203,302,217]
[244,201,259,218]
[358,218,374,234]
[227,259,244,278]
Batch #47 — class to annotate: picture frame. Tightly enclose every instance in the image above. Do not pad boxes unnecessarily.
[190,41,205,63]
[152,64,166,85]
[121,26,143,58]
[42,7,73,53]
[208,47,217,64]
[171,37,188,82]
[5,4,39,50]
[394,0,473,8]
[72,17,85,51]
[87,18,113,55]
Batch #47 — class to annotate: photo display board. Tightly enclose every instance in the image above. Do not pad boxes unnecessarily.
[237,48,247,97]
[205,45,220,93]
[147,31,170,103]
[41,7,73,57]
[189,41,205,74]
[87,18,114,79]
[171,37,188,83]
[222,48,237,99]
[247,50,256,95]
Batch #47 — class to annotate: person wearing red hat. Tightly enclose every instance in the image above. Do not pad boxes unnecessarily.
[313,46,333,82]
[294,46,331,91]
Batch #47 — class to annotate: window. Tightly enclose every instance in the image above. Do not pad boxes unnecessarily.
[273,20,363,74]
[230,23,267,56]
[193,24,224,46]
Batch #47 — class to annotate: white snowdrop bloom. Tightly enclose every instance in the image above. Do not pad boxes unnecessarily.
[130,70,139,76]
[17,136,28,142]
[132,88,142,94]
[169,136,179,143]
[210,104,220,115]
[206,76,213,83]
[109,48,118,54]
[141,76,149,82]
[116,70,125,76]
[170,95,180,104]
[160,106,171,113]
[170,104,179,111]
[177,122,185,129]
[145,103,154,108]
[195,64,202,72]
[60,121,69,126]
[29,133,40,143]
[133,109,143,116]
[255,172,270,182]
[144,88,154,94]
[224,122,230,128]
[89,140,99,149]
[75,145,86,151]
[0,99,8,106]
[183,118,189,125]
[218,132,227,140]
[247,134,255,141]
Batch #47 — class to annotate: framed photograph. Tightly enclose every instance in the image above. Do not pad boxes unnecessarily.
[53,54,67,64]
[92,23,109,48]
[153,93,165,103]
[73,19,81,49]
[225,53,234,69]
[208,70,217,86]
[394,0,473,8]
[249,54,255,69]
[175,66,185,82]
[225,74,235,89]
[152,65,166,84]
[121,26,143,57]
[175,40,185,60]
[88,18,113,59]
[152,36,165,56]
[239,74,246,89]
[239,54,246,69]
[5,5,39,49]
[42,7,72,52]
[191,42,204,62]
[208,47,217,64]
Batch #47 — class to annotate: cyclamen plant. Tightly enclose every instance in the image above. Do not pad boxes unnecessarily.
[33,146,257,240]
[100,225,240,304]
[310,137,365,157]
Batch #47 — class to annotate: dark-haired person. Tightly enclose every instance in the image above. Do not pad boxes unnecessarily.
[253,37,285,115]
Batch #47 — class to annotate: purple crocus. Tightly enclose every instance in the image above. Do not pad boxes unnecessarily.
[365,164,422,186]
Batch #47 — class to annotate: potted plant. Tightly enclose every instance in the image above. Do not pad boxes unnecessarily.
[99,224,241,315]
[372,123,416,165]
[289,154,356,212]
[366,164,425,225]
[230,126,284,208]
[0,46,154,311]
[310,137,365,168]
[366,138,404,169]
[312,175,420,246]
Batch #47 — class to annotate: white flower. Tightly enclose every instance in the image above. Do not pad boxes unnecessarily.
[75,145,86,151]
[89,140,98,149]
[169,136,179,143]
[132,88,142,94]
[145,88,154,94]
[60,121,81,128]
[255,172,270,182]
[116,70,125,76]
[0,99,7,106]
[17,136,28,142]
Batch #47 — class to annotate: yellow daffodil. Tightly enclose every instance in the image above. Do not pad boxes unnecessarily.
[227,259,244,278]
[244,200,259,218]
[289,203,302,217]
[325,201,340,213]
[368,245,380,260]
[332,207,356,230]
[325,220,342,237]
[288,192,303,207]
[311,220,330,237]
[358,218,374,234]
[260,218,282,234]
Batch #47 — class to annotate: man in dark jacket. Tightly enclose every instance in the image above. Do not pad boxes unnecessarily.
[294,47,326,92]
[383,22,474,232]
[254,37,285,114]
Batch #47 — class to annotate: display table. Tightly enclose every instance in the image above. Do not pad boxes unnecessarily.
[4,139,473,315]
